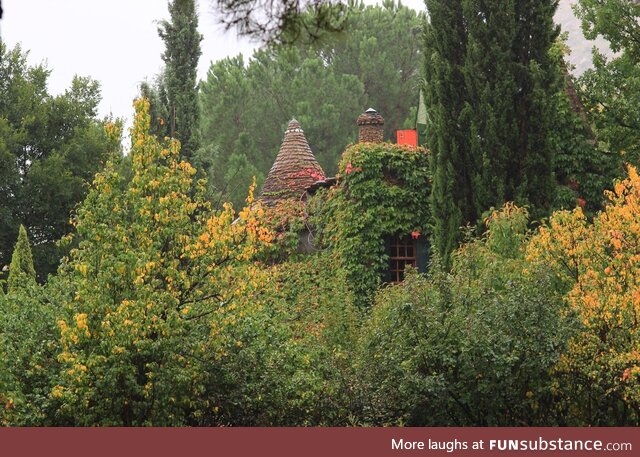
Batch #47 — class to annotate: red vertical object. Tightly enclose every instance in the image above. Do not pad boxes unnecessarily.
[396,130,417,147]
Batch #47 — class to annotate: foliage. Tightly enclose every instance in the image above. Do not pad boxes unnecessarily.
[199,1,423,209]
[142,0,202,163]
[50,99,273,425]
[0,280,59,426]
[0,42,120,281]
[424,0,562,266]
[1,221,59,424]
[7,225,37,294]
[528,166,640,425]
[215,0,348,45]
[267,254,360,424]
[422,0,468,269]
[574,0,640,58]
[550,78,619,214]
[320,142,431,306]
[256,199,310,262]
[579,52,640,166]
[575,0,640,166]
[354,204,573,425]
[316,1,424,141]
[139,73,170,140]
[207,253,360,425]
[548,36,621,215]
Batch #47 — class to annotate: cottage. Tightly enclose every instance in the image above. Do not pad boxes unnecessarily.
[259,109,431,290]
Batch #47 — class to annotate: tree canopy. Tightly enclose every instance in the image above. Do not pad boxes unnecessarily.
[574,0,640,165]
[199,1,423,208]
[0,41,120,281]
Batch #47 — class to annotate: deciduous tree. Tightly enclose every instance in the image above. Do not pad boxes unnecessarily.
[574,0,640,165]
[51,99,272,425]
[528,166,640,425]
[0,42,119,281]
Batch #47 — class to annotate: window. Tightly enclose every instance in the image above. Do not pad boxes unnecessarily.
[388,234,417,283]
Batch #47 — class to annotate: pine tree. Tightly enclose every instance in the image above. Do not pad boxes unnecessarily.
[424,0,560,266]
[7,224,36,293]
[157,0,202,162]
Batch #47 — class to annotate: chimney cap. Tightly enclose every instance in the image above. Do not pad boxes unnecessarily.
[357,107,384,126]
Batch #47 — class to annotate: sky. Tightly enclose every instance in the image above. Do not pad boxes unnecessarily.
[0,0,425,130]
[1,0,259,127]
[0,0,606,133]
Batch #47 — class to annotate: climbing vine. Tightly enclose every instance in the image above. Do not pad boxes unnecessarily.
[317,142,431,305]
[258,198,308,262]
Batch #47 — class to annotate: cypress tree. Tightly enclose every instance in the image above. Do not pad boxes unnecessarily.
[7,224,36,293]
[510,0,561,215]
[462,0,518,216]
[140,73,171,140]
[469,0,559,217]
[424,0,560,266]
[157,0,202,162]
[423,0,472,268]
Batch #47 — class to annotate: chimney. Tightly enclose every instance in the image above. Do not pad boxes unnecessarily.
[357,108,384,143]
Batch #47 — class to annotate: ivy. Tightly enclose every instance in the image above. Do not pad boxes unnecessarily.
[318,142,431,305]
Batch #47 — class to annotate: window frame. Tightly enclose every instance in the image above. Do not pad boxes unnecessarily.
[387,234,418,283]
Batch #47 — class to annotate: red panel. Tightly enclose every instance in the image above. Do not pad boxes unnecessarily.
[396,129,417,147]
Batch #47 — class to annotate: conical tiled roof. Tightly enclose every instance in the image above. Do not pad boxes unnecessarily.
[260,119,325,204]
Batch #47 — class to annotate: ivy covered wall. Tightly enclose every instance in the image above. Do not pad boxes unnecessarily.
[315,142,432,305]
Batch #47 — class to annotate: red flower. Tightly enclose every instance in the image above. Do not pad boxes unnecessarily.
[577,197,587,208]
[411,231,420,240]
[623,368,631,381]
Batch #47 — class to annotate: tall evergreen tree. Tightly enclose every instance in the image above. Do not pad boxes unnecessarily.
[463,0,560,214]
[156,0,202,162]
[424,0,560,266]
[423,0,470,268]
[7,225,36,293]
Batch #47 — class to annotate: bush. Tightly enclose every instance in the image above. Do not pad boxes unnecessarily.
[207,253,361,425]
[354,204,574,425]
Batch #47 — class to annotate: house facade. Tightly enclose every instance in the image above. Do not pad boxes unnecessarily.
[259,109,431,290]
